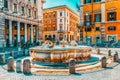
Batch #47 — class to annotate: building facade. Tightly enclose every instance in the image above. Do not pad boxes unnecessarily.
[0,0,45,48]
[43,6,80,42]
[79,0,120,45]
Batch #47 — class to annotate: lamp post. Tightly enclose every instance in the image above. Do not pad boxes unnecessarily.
[85,13,89,45]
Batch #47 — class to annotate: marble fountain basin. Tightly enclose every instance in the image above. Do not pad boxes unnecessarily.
[30,40,93,63]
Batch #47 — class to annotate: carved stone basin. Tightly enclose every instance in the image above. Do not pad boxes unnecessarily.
[30,40,92,63]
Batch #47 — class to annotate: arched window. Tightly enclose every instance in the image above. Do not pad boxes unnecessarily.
[4,0,8,9]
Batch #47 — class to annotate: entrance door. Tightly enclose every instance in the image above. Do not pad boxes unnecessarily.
[108,35,117,43]
[96,36,101,44]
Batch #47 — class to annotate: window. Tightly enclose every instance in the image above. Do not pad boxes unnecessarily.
[95,14,101,22]
[108,26,116,31]
[34,0,36,4]
[95,27,100,31]
[4,0,8,9]
[84,0,91,4]
[108,12,116,21]
[14,4,17,13]
[28,9,31,17]
[94,0,101,2]
[85,15,91,22]
[53,14,56,17]
[60,26,63,31]
[96,36,100,40]
[85,27,91,32]
[60,19,62,22]
[49,15,51,18]
[84,15,91,26]
[60,12,62,16]
[34,11,37,19]
[21,6,25,15]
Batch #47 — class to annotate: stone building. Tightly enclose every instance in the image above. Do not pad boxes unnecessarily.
[43,5,80,42]
[79,0,120,45]
[0,0,45,48]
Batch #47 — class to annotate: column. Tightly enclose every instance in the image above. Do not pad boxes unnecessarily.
[8,1,10,10]
[30,25,33,43]
[8,20,12,47]
[101,0,105,40]
[17,22,20,43]
[36,26,39,42]
[24,23,27,43]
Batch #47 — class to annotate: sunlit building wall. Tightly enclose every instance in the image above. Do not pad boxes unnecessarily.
[0,0,45,47]
[79,0,120,44]
[43,5,80,42]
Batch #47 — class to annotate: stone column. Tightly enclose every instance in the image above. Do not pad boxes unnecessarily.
[36,26,39,42]
[16,60,22,72]
[113,52,119,62]
[30,25,33,44]
[69,58,76,74]
[8,20,12,47]
[23,59,31,74]
[101,57,106,68]
[24,23,27,43]
[7,57,15,71]
[17,22,20,43]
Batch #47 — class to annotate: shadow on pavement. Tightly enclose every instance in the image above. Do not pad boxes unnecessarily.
[69,73,82,76]
[105,67,113,69]
[74,73,82,76]
[118,59,120,64]
[7,70,15,73]
[24,73,32,76]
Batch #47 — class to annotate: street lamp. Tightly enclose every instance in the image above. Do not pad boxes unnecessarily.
[85,12,90,45]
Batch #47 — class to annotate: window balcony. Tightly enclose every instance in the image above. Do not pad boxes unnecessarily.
[44,27,56,31]
[77,22,95,29]
[57,30,65,33]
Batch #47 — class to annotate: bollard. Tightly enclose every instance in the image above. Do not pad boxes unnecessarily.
[101,57,107,68]
[113,52,119,62]
[23,59,31,74]
[0,54,5,64]
[97,49,100,54]
[69,58,76,74]
[7,57,15,71]
[16,59,22,72]
[108,50,112,56]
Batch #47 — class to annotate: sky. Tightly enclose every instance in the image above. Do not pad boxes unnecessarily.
[43,0,80,14]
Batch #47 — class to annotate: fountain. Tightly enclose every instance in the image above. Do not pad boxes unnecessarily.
[2,40,119,75]
[30,40,92,63]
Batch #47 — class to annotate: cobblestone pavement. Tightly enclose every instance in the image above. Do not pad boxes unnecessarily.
[0,48,120,80]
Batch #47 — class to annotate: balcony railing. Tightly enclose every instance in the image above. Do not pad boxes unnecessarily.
[43,27,56,31]
[77,22,95,29]
[57,30,65,33]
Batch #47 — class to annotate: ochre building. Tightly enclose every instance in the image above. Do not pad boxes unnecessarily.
[79,0,120,44]
[0,0,45,47]
[43,5,80,42]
